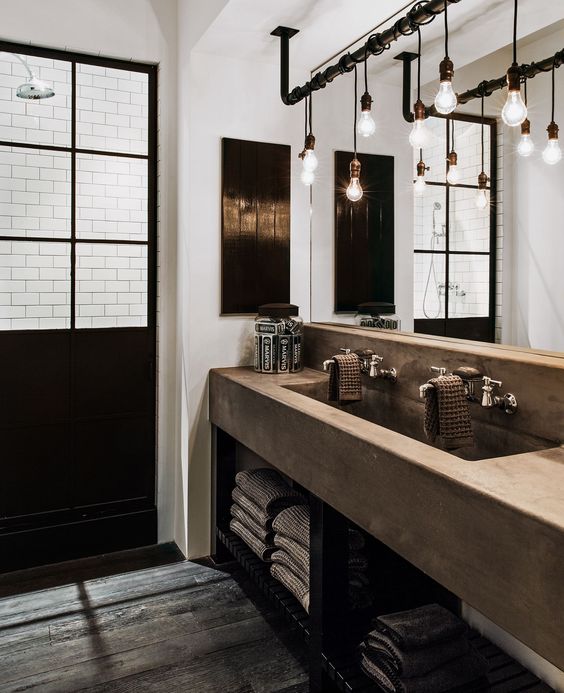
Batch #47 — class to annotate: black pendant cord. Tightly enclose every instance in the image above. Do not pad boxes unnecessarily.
[481,89,485,171]
[512,0,518,66]
[417,27,422,100]
[551,56,556,123]
[444,0,449,58]
[524,76,528,106]
[353,64,358,157]
[304,97,308,141]
[364,49,369,94]
[309,93,313,134]
[419,147,422,163]
[451,118,455,150]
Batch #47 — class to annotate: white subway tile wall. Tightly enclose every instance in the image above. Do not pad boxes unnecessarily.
[76,64,148,155]
[0,240,71,329]
[75,243,147,328]
[0,146,71,238]
[413,116,499,328]
[413,253,446,320]
[76,154,148,240]
[0,54,71,147]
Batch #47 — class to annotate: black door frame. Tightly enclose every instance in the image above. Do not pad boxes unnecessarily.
[0,41,158,570]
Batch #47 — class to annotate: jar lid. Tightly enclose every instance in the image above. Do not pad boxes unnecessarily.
[357,302,396,315]
[258,303,299,318]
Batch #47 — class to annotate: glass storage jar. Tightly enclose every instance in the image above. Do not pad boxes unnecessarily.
[254,303,303,373]
[355,302,401,330]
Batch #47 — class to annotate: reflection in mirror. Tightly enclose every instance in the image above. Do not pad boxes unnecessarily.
[308,12,564,354]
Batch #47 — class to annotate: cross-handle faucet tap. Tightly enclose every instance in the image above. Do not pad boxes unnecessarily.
[481,376,503,408]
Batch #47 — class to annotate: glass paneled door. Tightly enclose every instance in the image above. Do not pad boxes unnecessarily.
[0,42,157,571]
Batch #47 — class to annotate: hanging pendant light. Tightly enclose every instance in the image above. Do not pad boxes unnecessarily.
[543,57,562,165]
[409,28,430,148]
[347,64,363,202]
[357,53,376,138]
[501,0,527,127]
[299,95,317,186]
[434,0,457,115]
[517,79,535,157]
[414,148,429,197]
[475,87,489,210]
[446,119,460,185]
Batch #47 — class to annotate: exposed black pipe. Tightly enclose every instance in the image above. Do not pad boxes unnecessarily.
[397,47,564,122]
[271,0,461,106]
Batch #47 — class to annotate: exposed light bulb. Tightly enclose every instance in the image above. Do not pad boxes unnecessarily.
[409,119,430,148]
[543,122,562,165]
[346,158,363,202]
[302,149,318,172]
[446,151,460,185]
[300,169,315,186]
[446,164,460,185]
[502,90,527,127]
[475,189,488,210]
[517,134,535,157]
[435,81,457,114]
[543,138,562,165]
[414,176,426,197]
[357,110,376,138]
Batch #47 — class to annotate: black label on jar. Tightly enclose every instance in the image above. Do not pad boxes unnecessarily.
[291,335,302,371]
[279,336,290,372]
[261,335,274,372]
[255,323,279,334]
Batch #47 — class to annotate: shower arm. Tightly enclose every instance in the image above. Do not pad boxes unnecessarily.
[9,53,34,80]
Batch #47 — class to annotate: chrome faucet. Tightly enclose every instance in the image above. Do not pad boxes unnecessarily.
[355,349,397,382]
[481,376,503,408]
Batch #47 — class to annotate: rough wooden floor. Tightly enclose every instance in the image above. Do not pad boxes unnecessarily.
[0,544,309,692]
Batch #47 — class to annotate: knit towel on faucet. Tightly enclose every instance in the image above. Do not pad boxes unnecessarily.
[327,353,362,402]
[423,375,473,450]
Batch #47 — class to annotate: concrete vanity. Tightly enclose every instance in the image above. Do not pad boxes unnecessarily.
[209,324,564,673]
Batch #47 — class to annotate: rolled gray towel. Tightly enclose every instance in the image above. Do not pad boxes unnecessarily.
[230,503,273,544]
[270,562,310,613]
[360,647,489,693]
[235,469,306,514]
[362,632,470,678]
[273,534,309,574]
[272,504,310,548]
[229,518,275,562]
[271,548,309,584]
[231,487,276,529]
[374,604,468,651]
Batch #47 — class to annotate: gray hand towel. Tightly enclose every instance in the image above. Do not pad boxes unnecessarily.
[362,632,470,678]
[229,518,275,562]
[230,503,274,544]
[273,534,310,574]
[270,562,310,613]
[235,468,306,513]
[423,375,474,450]
[360,648,489,693]
[272,504,310,548]
[327,353,362,403]
[232,486,276,529]
[271,548,309,584]
[374,604,468,651]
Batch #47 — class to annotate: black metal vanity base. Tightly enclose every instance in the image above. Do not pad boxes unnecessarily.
[216,527,553,693]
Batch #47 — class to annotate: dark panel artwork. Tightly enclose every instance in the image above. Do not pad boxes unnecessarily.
[222,138,291,314]
[334,151,395,312]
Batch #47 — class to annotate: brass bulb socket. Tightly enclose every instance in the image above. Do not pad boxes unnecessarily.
[350,158,361,179]
[360,91,372,112]
[506,64,521,92]
[304,133,316,151]
[439,57,454,83]
[413,99,426,121]
[547,121,559,140]
[416,159,427,177]
[477,171,488,190]
[521,119,531,136]
[447,150,458,167]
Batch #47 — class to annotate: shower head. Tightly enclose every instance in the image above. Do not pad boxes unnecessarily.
[17,76,55,100]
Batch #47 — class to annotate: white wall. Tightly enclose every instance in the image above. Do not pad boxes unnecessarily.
[310,77,414,330]
[178,0,311,557]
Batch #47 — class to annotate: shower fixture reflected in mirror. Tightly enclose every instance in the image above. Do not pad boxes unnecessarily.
[9,53,55,99]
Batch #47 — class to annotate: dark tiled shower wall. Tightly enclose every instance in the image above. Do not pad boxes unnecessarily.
[303,323,564,445]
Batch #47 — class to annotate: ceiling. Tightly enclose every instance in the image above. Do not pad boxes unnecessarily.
[194,0,564,88]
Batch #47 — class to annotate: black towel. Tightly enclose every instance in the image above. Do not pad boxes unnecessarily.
[361,648,489,693]
[423,375,473,450]
[327,353,362,403]
[374,604,467,651]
